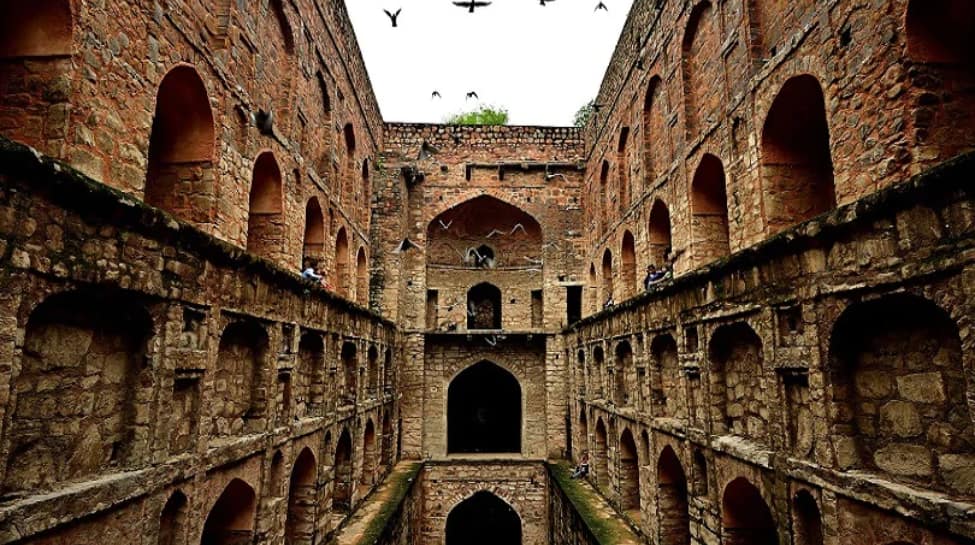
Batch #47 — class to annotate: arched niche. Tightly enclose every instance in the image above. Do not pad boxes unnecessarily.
[334,228,350,298]
[201,479,257,545]
[648,199,673,268]
[426,195,543,268]
[657,447,690,545]
[247,152,284,260]
[445,491,522,545]
[621,230,637,299]
[721,478,777,545]
[285,448,317,545]
[467,282,502,330]
[690,154,730,266]
[447,361,522,454]
[303,198,325,266]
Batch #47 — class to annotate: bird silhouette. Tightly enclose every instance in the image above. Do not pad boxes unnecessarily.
[466,91,479,100]
[417,140,440,161]
[438,219,454,230]
[545,172,568,182]
[453,1,492,13]
[539,0,556,5]
[393,238,419,254]
[595,2,608,11]
[383,8,402,27]
[431,90,442,99]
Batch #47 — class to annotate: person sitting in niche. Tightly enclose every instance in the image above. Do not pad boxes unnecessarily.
[571,453,590,479]
[644,264,667,290]
[302,260,323,283]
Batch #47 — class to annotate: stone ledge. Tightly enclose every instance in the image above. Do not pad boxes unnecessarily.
[326,462,422,545]
[547,461,642,545]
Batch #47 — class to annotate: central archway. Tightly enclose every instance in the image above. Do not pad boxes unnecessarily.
[445,491,522,545]
[447,361,521,454]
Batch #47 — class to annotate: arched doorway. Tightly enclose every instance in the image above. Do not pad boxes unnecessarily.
[657,447,690,545]
[619,429,640,514]
[593,419,609,489]
[621,231,637,299]
[285,449,317,545]
[335,228,350,298]
[467,283,502,330]
[447,361,521,454]
[792,490,823,545]
[445,491,521,545]
[355,247,368,305]
[362,419,377,487]
[761,75,836,234]
[303,198,325,267]
[200,479,256,545]
[333,429,353,513]
[247,152,284,260]
[690,154,730,267]
[722,478,778,545]
[601,249,614,305]
[158,490,188,545]
[145,65,215,225]
[648,199,672,268]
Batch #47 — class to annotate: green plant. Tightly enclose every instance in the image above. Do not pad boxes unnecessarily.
[574,99,596,128]
[445,105,509,126]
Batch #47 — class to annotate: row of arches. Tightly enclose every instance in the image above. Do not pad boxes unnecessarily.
[0,5,373,305]
[1,288,394,496]
[594,73,836,311]
[157,416,395,545]
[575,292,971,494]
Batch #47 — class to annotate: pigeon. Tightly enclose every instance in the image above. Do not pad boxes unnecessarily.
[540,0,556,4]
[595,2,608,11]
[256,109,274,135]
[485,335,498,346]
[417,140,440,161]
[431,90,442,99]
[453,1,492,14]
[545,173,568,182]
[393,238,419,254]
[466,91,479,100]
[383,8,402,27]
[438,219,454,230]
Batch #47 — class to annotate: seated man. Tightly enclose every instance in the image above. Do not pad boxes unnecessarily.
[301,260,323,283]
[644,264,666,289]
[571,453,590,479]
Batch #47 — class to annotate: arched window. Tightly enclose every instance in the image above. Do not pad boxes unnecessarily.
[333,430,353,513]
[355,247,368,306]
[314,73,332,177]
[343,123,356,197]
[709,323,765,440]
[619,430,640,513]
[828,294,970,492]
[367,345,379,397]
[145,65,216,224]
[448,361,521,454]
[644,77,668,181]
[682,1,717,138]
[340,342,357,406]
[722,478,777,545]
[588,263,598,315]
[618,127,631,211]
[335,228,350,298]
[285,449,317,545]
[621,231,637,299]
[361,158,371,219]
[467,283,502,330]
[905,0,975,160]
[362,419,377,487]
[614,341,633,407]
[247,152,284,260]
[592,346,606,399]
[690,154,730,267]
[303,198,325,266]
[158,490,188,545]
[446,492,522,545]
[3,289,152,494]
[593,419,609,489]
[0,1,73,150]
[599,161,611,232]
[657,447,690,545]
[381,413,394,467]
[792,490,823,545]
[648,199,673,268]
[761,75,835,233]
[601,249,614,305]
[201,479,257,545]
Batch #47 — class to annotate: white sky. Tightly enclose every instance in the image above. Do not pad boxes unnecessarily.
[345,0,635,126]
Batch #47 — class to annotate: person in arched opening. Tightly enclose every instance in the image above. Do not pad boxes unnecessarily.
[571,452,590,479]
[302,259,323,284]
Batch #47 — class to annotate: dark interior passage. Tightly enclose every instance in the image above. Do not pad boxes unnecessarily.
[448,361,521,454]
[445,491,522,545]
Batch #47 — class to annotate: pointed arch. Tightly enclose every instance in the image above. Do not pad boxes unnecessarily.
[381,412,394,467]
[657,447,690,545]
[621,231,637,299]
[690,154,730,266]
[619,429,640,512]
[792,490,824,545]
[334,227,350,298]
[355,247,368,306]
[601,248,614,305]
[145,65,216,225]
[681,1,717,138]
[362,419,377,487]
[286,449,317,545]
[340,341,357,405]
[247,152,284,260]
[158,490,188,545]
[333,429,353,513]
[588,263,598,316]
[201,479,257,545]
[761,75,836,233]
[467,282,502,330]
[593,418,609,489]
[426,195,543,268]
[618,127,631,210]
[446,491,522,545]
[644,76,668,181]
[303,198,325,265]
[599,160,611,232]
[722,478,777,545]
[614,341,634,407]
[367,345,380,397]
[448,361,522,454]
[648,199,672,268]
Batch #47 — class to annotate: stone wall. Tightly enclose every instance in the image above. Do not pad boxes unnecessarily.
[0,138,398,545]
[566,152,975,544]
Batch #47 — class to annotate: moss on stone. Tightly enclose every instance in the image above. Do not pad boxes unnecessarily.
[547,462,640,545]
[343,463,422,545]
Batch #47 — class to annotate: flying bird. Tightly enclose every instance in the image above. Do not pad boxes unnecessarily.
[539,0,556,4]
[438,219,454,230]
[545,173,568,182]
[466,91,479,100]
[383,8,402,27]
[431,90,441,99]
[486,224,526,238]
[453,1,492,13]
[417,140,440,161]
[484,335,498,347]
[595,2,608,11]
